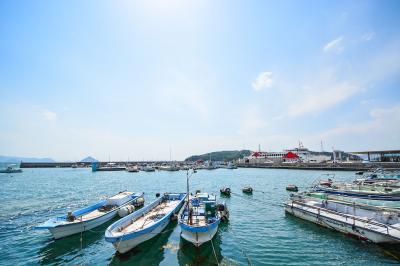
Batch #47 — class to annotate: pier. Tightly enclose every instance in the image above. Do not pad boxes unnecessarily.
[238,162,400,171]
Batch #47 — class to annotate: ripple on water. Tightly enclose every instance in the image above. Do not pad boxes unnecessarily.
[0,168,399,265]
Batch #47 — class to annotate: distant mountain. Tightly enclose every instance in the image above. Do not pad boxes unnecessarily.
[80,156,98,163]
[185,150,251,162]
[0,155,55,163]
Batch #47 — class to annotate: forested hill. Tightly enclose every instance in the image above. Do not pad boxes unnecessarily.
[185,150,251,162]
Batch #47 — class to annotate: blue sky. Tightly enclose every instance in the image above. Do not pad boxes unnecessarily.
[0,0,399,161]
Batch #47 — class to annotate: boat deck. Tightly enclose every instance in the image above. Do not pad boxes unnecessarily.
[117,200,180,234]
[289,201,400,240]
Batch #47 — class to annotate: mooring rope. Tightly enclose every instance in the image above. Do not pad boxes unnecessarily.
[209,231,220,266]
[228,225,253,266]
[230,192,284,208]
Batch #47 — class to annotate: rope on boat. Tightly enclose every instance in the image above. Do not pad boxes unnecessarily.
[80,216,83,251]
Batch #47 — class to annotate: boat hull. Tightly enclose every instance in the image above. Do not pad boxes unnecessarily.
[180,224,219,247]
[113,218,170,254]
[49,210,117,239]
[314,187,400,201]
[284,203,400,243]
[105,193,187,254]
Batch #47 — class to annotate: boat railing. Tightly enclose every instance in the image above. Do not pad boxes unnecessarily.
[290,200,400,236]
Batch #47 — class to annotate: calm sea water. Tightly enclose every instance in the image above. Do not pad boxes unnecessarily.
[0,168,399,265]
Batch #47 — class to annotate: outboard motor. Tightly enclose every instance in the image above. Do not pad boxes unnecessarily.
[134,197,145,208]
[67,211,76,222]
[217,203,229,222]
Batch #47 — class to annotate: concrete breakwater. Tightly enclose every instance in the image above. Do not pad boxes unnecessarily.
[20,161,400,171]
[238,162,400,171]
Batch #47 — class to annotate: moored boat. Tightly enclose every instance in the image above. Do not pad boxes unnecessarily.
[226,161,237,169]
[242,186,253,194]
[220,187,231,196]
[285,196,400,243]
[126,165,139,172]
[314,183,400,201]
[286,185,299,192]
[36,191,144,239]
[0,166,22,173]
[298,192,400,209]
[105,193,186,254]
[140,164,155,172]
[179,192,228,247]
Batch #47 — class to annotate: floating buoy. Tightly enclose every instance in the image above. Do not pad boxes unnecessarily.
[242,187,253,194]
[118,205,135,217]
[286,185,298,192]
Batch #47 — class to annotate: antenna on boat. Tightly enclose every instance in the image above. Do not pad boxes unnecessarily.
[186,168,196,223]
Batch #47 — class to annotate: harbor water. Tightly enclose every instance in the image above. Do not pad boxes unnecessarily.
[1,168,399,265]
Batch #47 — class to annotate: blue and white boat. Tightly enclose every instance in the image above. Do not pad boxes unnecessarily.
[36,191,144,239]
[105,193,187,254]
[314,184,400,201]
[179,192,229,247]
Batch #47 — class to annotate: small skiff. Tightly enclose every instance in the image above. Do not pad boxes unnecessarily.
[179,192,229,247]
[285,196,400,243]
[105,193,186,254]
[36,191,144,239]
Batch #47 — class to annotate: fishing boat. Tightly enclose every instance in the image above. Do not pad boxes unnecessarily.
[226,161,237,169]
[92,162,126,172]
[126,165,139,172]
[0,166,22,173]
[285,195,400,243]
[140,164,155,172]
[220,187,231,196]
[105,192,187,254]
[298,192,400,209]
[36,191,144,239]
[314,182,400,200]
[286,185,299,192]
[160,164,180,171]
[179,192,229,247]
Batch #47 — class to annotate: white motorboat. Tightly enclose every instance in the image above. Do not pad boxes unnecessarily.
[179,192,228,247]
[126,165,139,172]
[105,193,187,254]
[285,196,400,243]
[36,191,144,239]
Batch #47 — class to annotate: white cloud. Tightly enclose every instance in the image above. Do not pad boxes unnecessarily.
[323,36,344,53]
[316,104,400,150]
[42,109,57,121]
[287,81,361,117]
[252,71,273,91]
[361,32,375,42]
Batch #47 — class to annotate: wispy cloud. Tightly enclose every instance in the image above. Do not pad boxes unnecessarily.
[361,32,375,42]
[42,109,57,121]
[323,36,344,53]
[252,71,273,91]
[316,104,400,150]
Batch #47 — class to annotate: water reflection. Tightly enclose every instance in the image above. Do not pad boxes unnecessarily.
[285,213,400,262]
[177,230,224,266]
[109,221,177,265]
[38,220,111,265]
